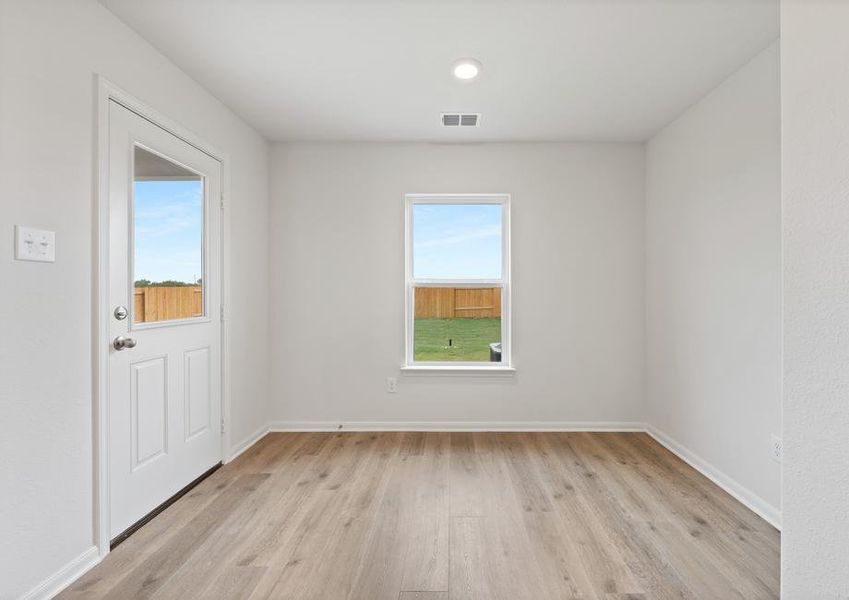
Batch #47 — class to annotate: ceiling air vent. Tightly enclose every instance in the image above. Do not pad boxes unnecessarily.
[442,113,480,127]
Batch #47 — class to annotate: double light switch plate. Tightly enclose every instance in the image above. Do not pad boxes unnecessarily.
[15,225,56,262]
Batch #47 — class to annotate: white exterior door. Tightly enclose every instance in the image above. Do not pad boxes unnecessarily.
[107,100,222,539]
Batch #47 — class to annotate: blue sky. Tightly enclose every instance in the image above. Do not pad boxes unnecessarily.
[412,203,502,279]
[134,180,203,284]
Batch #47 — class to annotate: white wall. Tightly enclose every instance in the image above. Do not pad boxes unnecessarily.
[781,2,849,596]
[269,142,645,427]
[645,43,781,523]
[0,1,269,597]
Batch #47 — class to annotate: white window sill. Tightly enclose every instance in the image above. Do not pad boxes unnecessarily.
[400,365,516,376]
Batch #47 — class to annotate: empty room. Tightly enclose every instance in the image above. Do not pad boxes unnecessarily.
[1,0,848,598]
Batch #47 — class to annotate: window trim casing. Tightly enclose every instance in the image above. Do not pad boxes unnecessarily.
[404,193,512,371]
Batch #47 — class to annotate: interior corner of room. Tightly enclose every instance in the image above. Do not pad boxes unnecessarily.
[0,0,846,598]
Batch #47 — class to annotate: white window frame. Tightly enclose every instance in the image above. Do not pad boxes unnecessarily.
[403,193,513,372]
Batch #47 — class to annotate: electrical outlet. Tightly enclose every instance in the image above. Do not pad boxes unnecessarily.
[387,377,398,393]
[771,434,782,463]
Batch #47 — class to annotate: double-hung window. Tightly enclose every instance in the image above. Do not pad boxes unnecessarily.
[404,194,511,369]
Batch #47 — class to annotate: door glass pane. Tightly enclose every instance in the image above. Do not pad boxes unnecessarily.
[412,203,502,279]
[413,286,502,362]
[133,146,204,324]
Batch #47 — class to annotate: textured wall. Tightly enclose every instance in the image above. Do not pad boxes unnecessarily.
[782,1,849,596]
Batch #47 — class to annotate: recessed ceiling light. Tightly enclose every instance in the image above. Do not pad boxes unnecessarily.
[453,58,482,80]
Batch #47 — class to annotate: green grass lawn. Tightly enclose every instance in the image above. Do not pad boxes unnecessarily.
[414,318,501,362]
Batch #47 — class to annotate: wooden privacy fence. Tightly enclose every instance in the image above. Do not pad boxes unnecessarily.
[415,287,501,319]
[134,286,202,323]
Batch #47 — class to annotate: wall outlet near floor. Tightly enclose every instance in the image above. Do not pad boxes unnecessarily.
[386,377,398,393]
[770,434,782,463]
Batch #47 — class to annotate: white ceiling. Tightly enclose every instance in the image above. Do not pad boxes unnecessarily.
[102,0,778,143]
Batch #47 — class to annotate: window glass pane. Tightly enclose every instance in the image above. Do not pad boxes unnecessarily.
[133,146,204,323]
[413,286,502,362]
[412,203,502,279]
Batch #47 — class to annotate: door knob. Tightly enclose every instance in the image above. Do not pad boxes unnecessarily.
[113,336,137,351]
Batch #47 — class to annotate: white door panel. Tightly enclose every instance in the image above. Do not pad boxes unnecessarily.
[108,100,222,539]
[184,346,211,440]
[131,356,168,469]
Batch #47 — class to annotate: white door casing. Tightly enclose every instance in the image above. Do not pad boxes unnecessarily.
[107,100,222,539]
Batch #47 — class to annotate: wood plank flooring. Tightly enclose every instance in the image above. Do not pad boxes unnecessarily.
[61,432,779,599]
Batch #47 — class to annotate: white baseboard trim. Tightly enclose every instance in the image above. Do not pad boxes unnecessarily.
[20,545,100,600]
[227,423,270,463]
[268,420,647,432]
[646,425,781,530]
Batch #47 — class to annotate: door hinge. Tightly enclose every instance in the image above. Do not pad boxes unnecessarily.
[220,305,225,322]
[220,194,225,210]
[220,418,225,434]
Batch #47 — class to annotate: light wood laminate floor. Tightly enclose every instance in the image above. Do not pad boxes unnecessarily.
[62,432,780,599]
